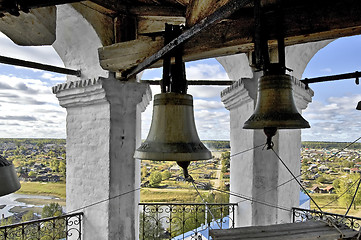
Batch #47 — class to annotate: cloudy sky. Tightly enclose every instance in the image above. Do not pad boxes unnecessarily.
[0,32,360,142]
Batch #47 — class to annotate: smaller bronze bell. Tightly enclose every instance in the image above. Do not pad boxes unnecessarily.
[244,74,310,129]
[0,155,21,196]
[134,92,212,162]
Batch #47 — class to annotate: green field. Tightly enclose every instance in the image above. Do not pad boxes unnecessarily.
[310,193,361,218]
[17,182,66,199]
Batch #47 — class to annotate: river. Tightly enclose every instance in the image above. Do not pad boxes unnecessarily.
[0,193,63,219]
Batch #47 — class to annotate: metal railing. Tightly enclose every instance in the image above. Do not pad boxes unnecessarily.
[0,212,83,240]
[292,207,361,230]
[139,203,237,240]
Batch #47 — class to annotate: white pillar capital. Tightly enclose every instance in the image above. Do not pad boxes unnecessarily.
[53,76,152,110]
[291,76,314,110]
[221,78,254,111]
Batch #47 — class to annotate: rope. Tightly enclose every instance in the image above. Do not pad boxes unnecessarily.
[230,143,266,158]
[322,175,361,208]
[188,176,222,229]
[209,186,292,212]
[343,176,361,218]
[63,136,361,221]
[271,148,323,213]
[65,188,141,215]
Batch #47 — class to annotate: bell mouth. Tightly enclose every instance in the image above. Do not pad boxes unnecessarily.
[243,74,310,129]
[0,156,21,196]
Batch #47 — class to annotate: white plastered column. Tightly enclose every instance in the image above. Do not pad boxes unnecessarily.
[217,43,322,226]
[53,76,151,240]
[220,72,313,227]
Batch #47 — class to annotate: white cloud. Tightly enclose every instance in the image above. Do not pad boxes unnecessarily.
[320,68,332,73]
[194,99,224,110]
[0,73,65,138]
[302,94,361,142]
[0,32,64,67]
[188,86,226,99]
[186,63,229,80]
[40,72,67,82]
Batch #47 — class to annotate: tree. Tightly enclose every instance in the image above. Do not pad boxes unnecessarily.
[1,217,13,226]
[139,211,166,239]
[161,170,171,180]
[28,171,37,178]
[59,161,66,177]
[36,142,44,150]
[141,166,148,180]
[42,203,63,218]
[335,174,361,210]
[22,211,35,222]
[221,151,230,173]
[149,171,162,187]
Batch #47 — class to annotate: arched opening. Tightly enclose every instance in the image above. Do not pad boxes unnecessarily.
[0,32,67,220]
[0,32,66,138]
[302,35,361,142]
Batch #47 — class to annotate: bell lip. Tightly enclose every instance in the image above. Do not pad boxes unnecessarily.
[357,101,361,110]
[0,164,21,197]
[134,150,212,161]
[243,114,310,129]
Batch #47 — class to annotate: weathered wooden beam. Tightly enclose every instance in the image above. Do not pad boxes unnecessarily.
[0,7,56,46]
[0,0,80,14]
[141,80,234,85]
[0,55,81,76]
[88,1,186,17]
[138,16,185,35]
[129,5,185,17]
[186,0,230,27]
[99,0,361,74]
[124,0,253,78]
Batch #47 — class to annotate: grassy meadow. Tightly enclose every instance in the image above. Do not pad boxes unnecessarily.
[17,181,66,199]
[310,193,361,218]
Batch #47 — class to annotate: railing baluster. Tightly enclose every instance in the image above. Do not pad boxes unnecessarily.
[292,207,361,231]
[232,205,235,228]
[139,203,237,239]
[0,212,83,240]
[169,205,172,240]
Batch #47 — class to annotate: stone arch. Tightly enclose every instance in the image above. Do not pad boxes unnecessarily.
[52,4,108,82]
[216,40,333,81]
[0,4,108,82]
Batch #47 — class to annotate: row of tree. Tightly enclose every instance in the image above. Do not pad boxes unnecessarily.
[302,141,361,150]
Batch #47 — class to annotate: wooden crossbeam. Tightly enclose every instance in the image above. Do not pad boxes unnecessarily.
[124,0,253,78]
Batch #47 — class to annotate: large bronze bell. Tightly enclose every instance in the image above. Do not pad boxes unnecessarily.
[0,155,21,196]
[357,101,361,110]
[243,74,310,129]
[134,92,212,162]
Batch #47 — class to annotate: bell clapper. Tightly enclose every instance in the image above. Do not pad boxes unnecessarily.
[176,161,194,181]
[264,127,277,150]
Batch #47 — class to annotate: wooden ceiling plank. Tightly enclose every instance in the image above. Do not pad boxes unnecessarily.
[137,16,185,34]
[125,0,253,78]
[129,5,185,17]
[186,0,232,27]
[99,0,361,73]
